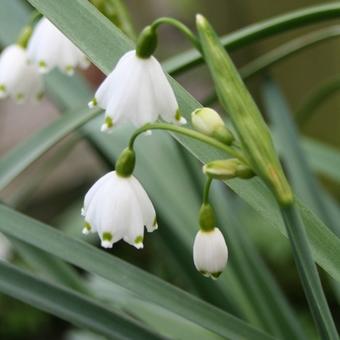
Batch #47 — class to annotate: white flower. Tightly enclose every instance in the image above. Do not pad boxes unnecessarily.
[81,171,157,249]
[88,50,186,131]
[193,227,228,279]
[27,17,89,75]
[0,45,43,102]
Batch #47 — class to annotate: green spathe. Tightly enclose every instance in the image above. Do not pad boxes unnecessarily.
[196,14,293,206]
[115,147,136,177]
[136,25,157,59]
[199,203,216,231]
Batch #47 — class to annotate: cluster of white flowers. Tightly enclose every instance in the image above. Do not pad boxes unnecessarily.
[0,17,89,104]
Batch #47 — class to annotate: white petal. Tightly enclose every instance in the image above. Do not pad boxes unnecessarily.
[129,176,157,232]
[27,17,88,74]
[193,228,228,278]
[82,171,115,215]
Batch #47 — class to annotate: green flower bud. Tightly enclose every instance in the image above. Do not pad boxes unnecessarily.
[115,147,136,177]
[191,107,234,145]
[199,203,216,231]
[136,26,158,59]
[203,159,254,180]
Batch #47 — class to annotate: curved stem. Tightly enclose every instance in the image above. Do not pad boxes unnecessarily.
[128,123,247,163]
[151,17,201,52]
[202,177,213,204]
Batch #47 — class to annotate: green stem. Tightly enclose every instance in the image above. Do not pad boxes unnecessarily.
[128,123,246,162]
[203,25,340,106]
[202,177,213,204]
[151,17,201,52]
[295,75,340,127]
[164,3,340,75]
[280,203,339,340]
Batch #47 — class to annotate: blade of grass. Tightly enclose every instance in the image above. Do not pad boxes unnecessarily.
[0,260,162,339]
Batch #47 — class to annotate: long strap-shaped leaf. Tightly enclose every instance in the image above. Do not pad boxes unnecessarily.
[0,204,275,340]
[0,260,162,339]
[17,0,340,283]
[0,107,101,189]
[163,2,340,75]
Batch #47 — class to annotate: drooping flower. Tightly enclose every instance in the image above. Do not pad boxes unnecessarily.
[0,44,43,102]
[27,17,89,75]
[193,227,228,279]
[81,171,157,249]
[88,50,186,132]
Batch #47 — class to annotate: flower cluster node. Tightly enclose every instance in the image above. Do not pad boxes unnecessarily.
[203,158,254,180]
[191,107,234,145]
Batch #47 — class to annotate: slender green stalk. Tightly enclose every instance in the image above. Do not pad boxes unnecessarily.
[281,204,339,340]
[164,3,340,75]
[128,123,247,162]
[202,177,213,204]
[151,17,200,51]
[203,25,340,106]
[295,76,340,127]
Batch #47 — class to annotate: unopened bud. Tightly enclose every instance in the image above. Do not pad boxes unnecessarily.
[203,159,254,180]
[191,107,234,145]
[115,147,136,177]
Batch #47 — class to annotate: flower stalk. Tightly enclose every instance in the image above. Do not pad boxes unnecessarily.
[128,122,247,162]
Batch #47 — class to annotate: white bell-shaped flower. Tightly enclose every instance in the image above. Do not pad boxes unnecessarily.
[27,17,89,75]
[0,44,43,102]
[193,227,228,279]
[88,50,186,131]
[82,171,157,249]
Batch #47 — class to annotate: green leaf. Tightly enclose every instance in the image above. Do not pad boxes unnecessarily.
[163,2,340,75]
[0,204,274,340]
[302,137,340,184]
[0,260,162,339]
[0,107,101,190]
[262,78,340,236]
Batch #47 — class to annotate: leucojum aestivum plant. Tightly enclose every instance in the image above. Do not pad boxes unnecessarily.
[0,0,339,339]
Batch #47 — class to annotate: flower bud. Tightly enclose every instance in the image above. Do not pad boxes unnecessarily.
[136,25,158,59]
[191,108,234,144]
[115,147,136,177]
[203,159,254,180]
[193,227,228,279]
